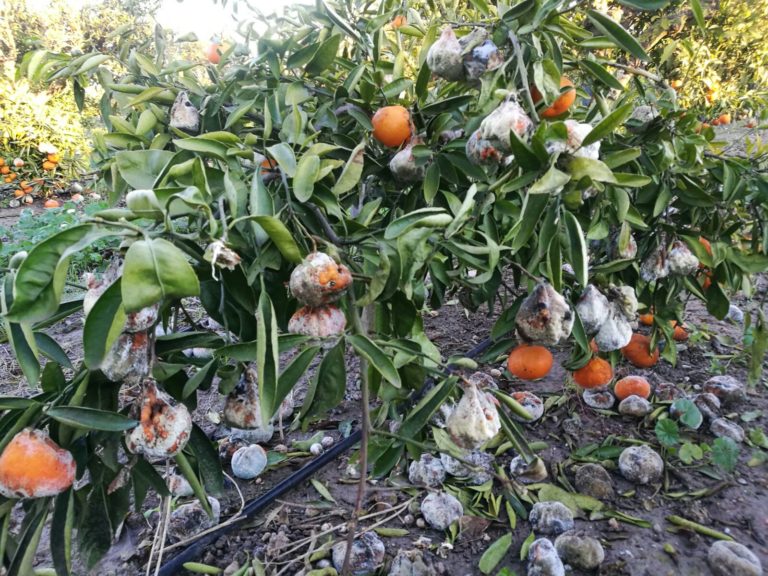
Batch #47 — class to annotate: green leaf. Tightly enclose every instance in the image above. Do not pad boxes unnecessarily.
[115,150,174,190]
[690,0,706,31]
[678,442,703,464]
[305,35,341,75]
[300,340,347,420]
[529,166,571,194]
[83,279,125,369]
[537,483,604,513]
[293,154,321,202]
[568,157,617,183]
[188,424,225,495]
[711,437,739,472]
[276,346,321,411]
[257,285,280,423]
[46,406,137,431]
[509,194,550,252]
[706,282,730,320]
[582,102,633,146]
[563,212,588,287]
[671,398,703,430]
[267,143,297,177]
[385,208,452,240]
[581,59,624,90]
[122,238,200,312]
[347,334,401,388]
[617,0,671,8]
[655,418,680,447]
[587,10,649,62]
[332,141,366,195]
[7,224,116,323]
[444,184,477,239]
[310,478,336,502]
[0,397,40,410]
[173,137,229,161]
[249,216,302,263]
[174,451,213,517]
[51,490,74,576]
[479,533,512,574]
[519,531,536,561]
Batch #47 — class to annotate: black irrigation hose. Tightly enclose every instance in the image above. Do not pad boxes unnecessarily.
[159,334,495,574]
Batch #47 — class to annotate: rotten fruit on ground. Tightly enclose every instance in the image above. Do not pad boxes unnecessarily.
[420,491,463,530]
[582,388,615,410]
[528,538,565,576]
[532,76,576,118]
[506,344,553,380]
[231,444,268,479]
[572,357,613,389]
[169,91,200,132]
[371,105,412,148]
[509,391,544,422]
[618,395,652,417]
[288,304,346,337]
[529,501,575,535]
[509,455,548,483]
[445,378,500,449]
[125,380,193,460]
[708,540,763,576]
[614,375,651,400]
[618,445,664,485]
[0,428,76,498]
[289,252,352,308]
[621,334,660,368]
[331,531,385,575]
[554,531,606,571]
[515,282,574,345]
[408,453,446,487]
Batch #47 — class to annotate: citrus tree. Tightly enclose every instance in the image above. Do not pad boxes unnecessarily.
[1,0,767,572]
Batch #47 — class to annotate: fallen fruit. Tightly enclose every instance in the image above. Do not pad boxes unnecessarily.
[672,323,689,341]
[206,42,221,64]
[445,378,500,449]
[0,428,76,498]
[614,375,651,400]
[44,199,60,209]
[506,344,553,380]
[638,313,654,326]
[572,357,613,389]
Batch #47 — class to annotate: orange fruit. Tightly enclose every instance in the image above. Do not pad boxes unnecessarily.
[260,158,277,174]
[44,199,60,209]
[672,323,689,341]
[0,428,76,498]
[702,275,712,290]
[42,161,56,171]
[46,153,60,164]
[638,313,654,327]
[14,189,25,198]
[717,113,731,125]
[391,14,407,28]
[589,339,599,353]
[0,166,9,175]
[698,236,712,257]
[614,375,651,400]
[372,105,412,148]
[6,172,16,181]
[531,77,576,119]
[0,158,4,167]
[206,42,221,64]
[572,357,613,389]
[71,193,84,202]
[506,344,554,380]
[621,333,660,368]
[670,79,683,90]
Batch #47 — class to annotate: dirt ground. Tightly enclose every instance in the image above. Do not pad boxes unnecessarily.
[0,123,766,575]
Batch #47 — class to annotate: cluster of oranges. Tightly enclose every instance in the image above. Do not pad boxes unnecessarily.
[1,145,65,207]
[0,157,23,184]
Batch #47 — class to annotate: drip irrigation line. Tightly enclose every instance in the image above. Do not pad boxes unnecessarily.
[159,333,496,574]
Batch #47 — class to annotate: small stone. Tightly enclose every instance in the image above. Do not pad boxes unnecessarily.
[710,418,746,443]
[708,540,763,576]
[554,530,605,570]
[321,436,335,448]
[582,389,615,410]
[402,514,415,526]
[331,532,385,576]
[509,456,548,484]
[168,497,221,542]
[310,443,324,456]
[529,501,574,535]
[618,395,652,417]
[408,454,446,487]
[655,382,685,401]
[231,444,268,480]
[317,559,332,569]
[574,463,614,499]
[703,375,745,406]
[725,305,745,324]
[223,560,241,576]
[388,549,432,576]
[694,393,722,421]
[416,518,426,529]
[167,474,194,497]
[528,538,565,576]
[618,445,664,484]
[489,368,502,378]
[420,492,463,531]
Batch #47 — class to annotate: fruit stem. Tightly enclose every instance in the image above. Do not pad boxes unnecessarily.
[340,296,371,576]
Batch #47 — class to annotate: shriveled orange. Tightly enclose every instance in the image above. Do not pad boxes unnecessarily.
[372,105,412,148]
[391,15,407,28]
[42,161,56,171]
[44,199,60,209]
[638,313,654,327]
[531,77,576,119]
[0,428,75,498]
[206,42,221,64]
[621,333,659,368]
[572,356,613,389]
[506,344,553,380]
[614,375,651,400]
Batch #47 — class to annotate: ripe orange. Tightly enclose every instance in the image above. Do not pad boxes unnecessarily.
[638,313,654,327]
[71,193,84,202]
[572,356,613,389]
[702,273,712,290]
[717,113,731,125]
[0,158,4,167]
[44,199,60,209]
[206,42,221,64]
[0,428,75,498]
[621,333,659,368]
[0,166,9,175]
[672,323,689,341]
[6,172,16,181]
[670,79,683,90]
[14,189,25,198]
[42,161,56,171]
[372,105,412,148]
[260,158,277,174]
[698,236,712,256]
[614,375,651,400]
[531,77,576,119]
[46,153,60,164]
[391,15,407,28]
[506,344,553,380]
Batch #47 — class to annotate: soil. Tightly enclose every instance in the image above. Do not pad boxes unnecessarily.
[0,123,766,576]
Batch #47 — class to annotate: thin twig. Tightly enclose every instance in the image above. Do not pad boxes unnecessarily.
[601,60,669,88]
[153,496,172,576]
[508,261,542,282]
[306,202,360,246]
